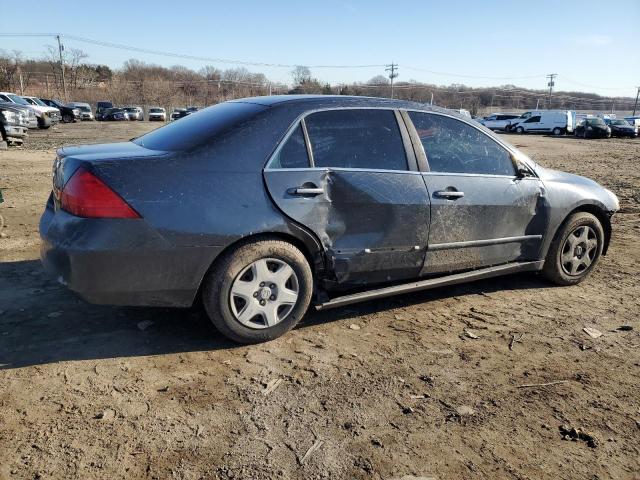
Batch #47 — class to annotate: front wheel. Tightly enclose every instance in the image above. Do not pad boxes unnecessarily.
[516,126,524,134]
[63,114,73,123]
[543,212,604,286]
[202,239,313,343]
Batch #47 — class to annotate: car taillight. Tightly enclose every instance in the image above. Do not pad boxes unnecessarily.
[60,167,140,219]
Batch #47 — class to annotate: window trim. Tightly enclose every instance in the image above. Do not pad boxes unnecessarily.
[402,109,531,178]
[264,107,416,173]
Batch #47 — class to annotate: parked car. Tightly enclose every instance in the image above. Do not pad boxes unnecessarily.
[67,102,94,121]
[0,100,38,129]
[148,107,166,121]
[95,101,114,121]
[40,98,80,123]
[478,113,520,131]
[40,95,619,344]
[101,107,129,121]
[604,118,637,138]
[186,106,199,113]
[170,108,188,121]
[0,103,29,146]
[123,106,144,121]
[0,92,60,128]
[511,110,575,135]
[574,117,611,138]
[623,116,640,131]
[21,96,63,128]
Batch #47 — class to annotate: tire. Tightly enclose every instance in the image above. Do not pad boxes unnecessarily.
[63,114,73,123]
[552,127,562,136]
[542,212,604,286]
[516,126,524,134]
[202,238,313,343]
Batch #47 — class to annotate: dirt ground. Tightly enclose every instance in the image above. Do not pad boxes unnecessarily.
[0,122,639,480]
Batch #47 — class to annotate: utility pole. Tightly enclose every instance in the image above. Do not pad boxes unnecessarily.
[18,68,24,95]
[385,62,398,99]
[57,35,68,102]
[546,73,557,109]
[430,91,434,106]
[633,86,640,115]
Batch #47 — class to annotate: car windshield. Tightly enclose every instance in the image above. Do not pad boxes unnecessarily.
[150,108,163,113]
[78,106,90,112]
[49,99,64,107]
[589,118,606,126]
[133,101,266,151]
[8,94,30,105]
[610,120,628,126]
[30,98,47,106]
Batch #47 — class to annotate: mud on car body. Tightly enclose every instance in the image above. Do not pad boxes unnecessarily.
[40,95,619,343]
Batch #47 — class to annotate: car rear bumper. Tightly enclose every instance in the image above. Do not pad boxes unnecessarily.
[39,200,222,307]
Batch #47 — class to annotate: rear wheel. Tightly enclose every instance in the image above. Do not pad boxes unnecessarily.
[202,239,313,343]
[552,127,562,136]
[543,212,603,286]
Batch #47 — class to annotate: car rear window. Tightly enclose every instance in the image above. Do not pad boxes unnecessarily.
[133,102,266,151]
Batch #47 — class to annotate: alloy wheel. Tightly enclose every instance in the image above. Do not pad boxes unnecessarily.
[229,258,299,329]
[560,225,598,276]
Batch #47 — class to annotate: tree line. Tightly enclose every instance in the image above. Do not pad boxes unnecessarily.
[0,49,635,114]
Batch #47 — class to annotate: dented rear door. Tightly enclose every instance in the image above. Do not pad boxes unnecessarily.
[264,108,431,287]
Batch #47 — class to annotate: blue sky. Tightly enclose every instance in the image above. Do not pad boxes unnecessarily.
[1,0,638,97]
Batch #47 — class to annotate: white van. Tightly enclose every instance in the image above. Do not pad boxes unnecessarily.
[511,110,575,135]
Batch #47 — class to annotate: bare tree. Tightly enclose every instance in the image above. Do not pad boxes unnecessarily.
[291,66,311,86]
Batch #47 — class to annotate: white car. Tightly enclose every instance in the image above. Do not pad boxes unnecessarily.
[0,92,60,129]
[21,95,63,128]
[148,107,166,121]
[478,113,520,131]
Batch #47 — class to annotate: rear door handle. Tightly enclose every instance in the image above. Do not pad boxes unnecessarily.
[293,187,324,196]
[434,190,465,199]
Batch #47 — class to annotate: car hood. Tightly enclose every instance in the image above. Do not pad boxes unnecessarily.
[534,165,619,211]
[58,141,169,162]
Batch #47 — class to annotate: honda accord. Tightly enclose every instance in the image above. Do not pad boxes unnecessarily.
[40,95,619,343]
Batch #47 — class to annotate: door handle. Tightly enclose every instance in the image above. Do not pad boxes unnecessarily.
[434,190,464,199]
[293,187,324,196]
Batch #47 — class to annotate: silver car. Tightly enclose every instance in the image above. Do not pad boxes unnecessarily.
[123,106,144,121]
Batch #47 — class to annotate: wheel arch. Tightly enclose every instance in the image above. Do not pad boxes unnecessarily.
[192,228,326,307]
[555,204,613,256]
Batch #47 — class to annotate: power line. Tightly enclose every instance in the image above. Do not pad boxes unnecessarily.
[0,33,636,95]
[0,33,384,69]
[400,65,544,81]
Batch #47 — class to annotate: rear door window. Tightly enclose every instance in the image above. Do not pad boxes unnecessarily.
[270,124,309,169]
[408,111,515,176]
[304,109,407,170]
[525,116,541,123]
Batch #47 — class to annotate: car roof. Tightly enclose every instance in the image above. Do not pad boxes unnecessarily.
[230,94,453,113]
